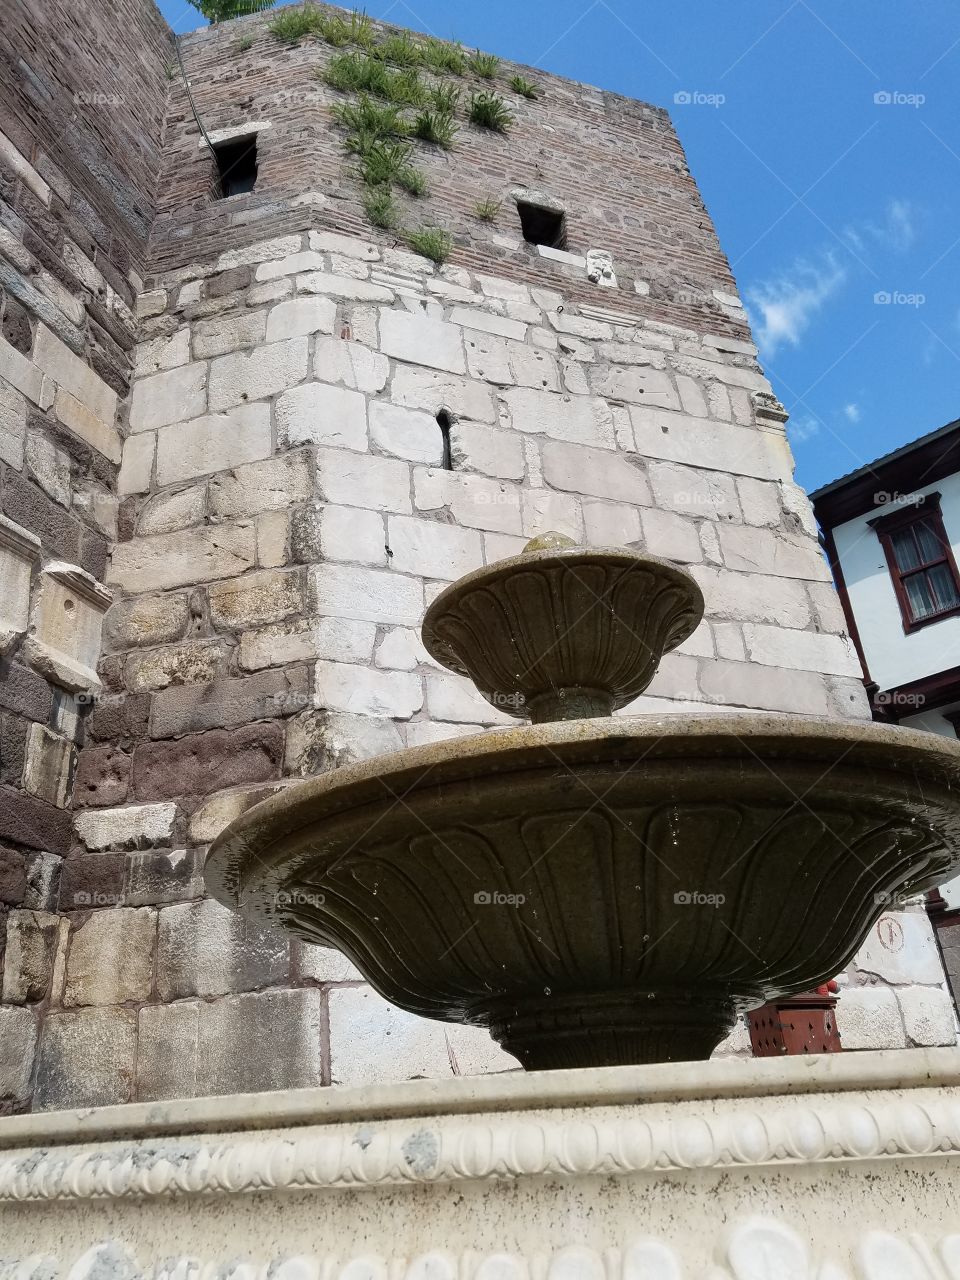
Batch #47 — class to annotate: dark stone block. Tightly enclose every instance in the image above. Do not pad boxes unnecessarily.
[0,663,53,725]
[87,691,150,744]
[1,293,32,354]
[205,266,250,298]
[0,713,28,784]
[1,472,81,562]
[0,846,28,906]
[73,745,131,809]
[133,722,285,802]
[59,853,124,911]
[78,526,109,580]
[24,850,62,912]
[0,786,72,854]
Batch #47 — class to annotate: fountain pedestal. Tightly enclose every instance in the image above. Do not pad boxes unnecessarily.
[1,1051,958,1277]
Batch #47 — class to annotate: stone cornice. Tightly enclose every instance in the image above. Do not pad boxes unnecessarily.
[1,1058,959,1203]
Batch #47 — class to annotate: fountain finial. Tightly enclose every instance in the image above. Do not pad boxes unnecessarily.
[522,531,578,553]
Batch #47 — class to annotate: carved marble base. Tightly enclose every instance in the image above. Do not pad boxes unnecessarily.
[1,1049,959,1278]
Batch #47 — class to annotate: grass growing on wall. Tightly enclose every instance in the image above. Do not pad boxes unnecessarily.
[406,227,452,264]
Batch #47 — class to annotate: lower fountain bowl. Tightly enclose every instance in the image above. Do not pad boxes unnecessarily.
[205,715,960,1069]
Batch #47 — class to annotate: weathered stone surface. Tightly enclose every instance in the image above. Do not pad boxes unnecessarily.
[0,662,54,724]
[717,523,832,582]
[21,724,74,808]
[855,913,946,986]
[297,940,362,983]
[238,615,375,671]
[689,566,811,628]
[311,563,422,626]
[521,488,582,541]
[391,365,495,423]
[123,848,205,906]
[63,907,156,1006]
[0,1006,37,1101]
[1,909,62,1003]
[208,568,303,630]
[630,405,785,481]
[387,514,483,580]
[697,658,831,715]
[188,783,288,843]
[316,447,411,514]
[379,309,465,373]
[137,1002,200,1101]
[414,469,523,536]
[541,439,649,503]
[136,484,206,536]
[297,271,392,303]
[277,382,367,451]
[132,722,285,801]
[59,853,124,911]
[208,337,308,412]
[318,504,385,566]
[156,402,272,485]
[313,336,388,392]
[108,522,257,591]
[640,507,702,564]
[0,785,72,853]
[450,421,525,480]
[588,363,680,408]
[157,897,288,1000]
[285,710,404,775]
[329,985,514,1085]
[741,623,861,676]
[425,670,513,725]
[195,989,323,1096]
[128,362,207,433]
[34,1007,136,1110]
[582,500,642,546]
[117,430,155,494]
[74,801,178,851]
[896,985,956,1046]
[33,324,118,424]
[105,593,190,650]
[315,660,423,719]
[192,311,266,359]
[649,461,741,522]
[209,452,313,519]
[265,296,336,342]
[149,668,309,739]
[500,387,616,448]
[836,985,906,1050]
[125,639,223,692]
[369,402,443,464]
[73,744,131,808]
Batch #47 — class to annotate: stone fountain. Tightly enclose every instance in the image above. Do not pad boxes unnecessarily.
[206,537,960,1069]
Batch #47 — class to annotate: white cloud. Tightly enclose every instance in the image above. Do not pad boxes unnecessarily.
[747,256,846,358]
[843,402,861,423]
[788,416,820,444]
[884,199,917,251]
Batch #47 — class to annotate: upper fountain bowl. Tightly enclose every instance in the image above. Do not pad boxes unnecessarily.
[422,534,704,723]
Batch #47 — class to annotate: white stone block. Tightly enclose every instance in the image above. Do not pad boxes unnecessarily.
[464,331,512,385]
[239,616,375,671]
[589,364,680,409]
[320,505,386,565]
[192,312,267,360]
[108,523,257,592]
[630,405,787,481]
[314,336,389,393]
[265,296,337,342]
[315,660,423,719]
[156,402,272,485]
[648,461,741,522]
[698,657,831,715]
[405,721,484,746]
[426,670,514,725]
[308,230,380,260]
[379,309,465,374]
[0,515,41,654]
[23,562,111,693]
[26,430,70,507]
[521,489,582,541]
[449,306,527,341]
[835,985,905,1050]
[312,563,422,626]
[33,325,118,424]
[277,382,367,452]
[500,387,615,449]
[741,623,860,676]
[582,500,641,547]
[217,234,302,270]
[316,447,411,514]
[855,912,947,986]
[134,328,190,377]
[297,271,393,302]
[640,508,702,564]
[414,468,523,535]
[717,523,833,581]
[208,338,308,412]
[255,250,325,281]
[370,402,443,464]
[0,377,27,467]
[391,365,496,423]
[0,130,51,203]
[376,627,435,672]
[117,432,155,495]
[690,565,811,628]
[484,532,528,562]
[128,361,207,433]
[75,801,177,851]
[0,336,43,405]
[209,452,312,519]
[737,476,783,528]
[896,985,957,1046]
[387,514,483,580]
[450,422,525,480]
[510,344,560,392]
[54,390,122,463]
[541,439,650,502]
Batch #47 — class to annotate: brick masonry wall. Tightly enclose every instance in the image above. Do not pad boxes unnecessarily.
[0,0,171,1110]
[0,4,954,1112]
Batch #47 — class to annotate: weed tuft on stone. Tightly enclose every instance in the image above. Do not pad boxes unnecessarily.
[422,38,466,75]
[469,51,500,79]
[468,91,512,132]
[269,7,326,42]
[363,189,400,229]
[375,31,423,67]
[510,74,539,99]
[412,109,459,149]
[474,196,502,222]
[406,226,453,264]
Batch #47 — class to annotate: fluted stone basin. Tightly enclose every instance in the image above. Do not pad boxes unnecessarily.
[206,539,960,1069]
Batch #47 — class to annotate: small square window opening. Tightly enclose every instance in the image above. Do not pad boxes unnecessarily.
[214,136,258,198]
[516,200,566,249]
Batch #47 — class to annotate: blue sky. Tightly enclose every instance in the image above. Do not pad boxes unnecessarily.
[159,0,960,493]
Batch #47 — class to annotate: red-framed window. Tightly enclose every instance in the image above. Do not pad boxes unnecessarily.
[871,493,960,632]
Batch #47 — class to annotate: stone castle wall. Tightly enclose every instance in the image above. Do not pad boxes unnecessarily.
[0,2,955,1112]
